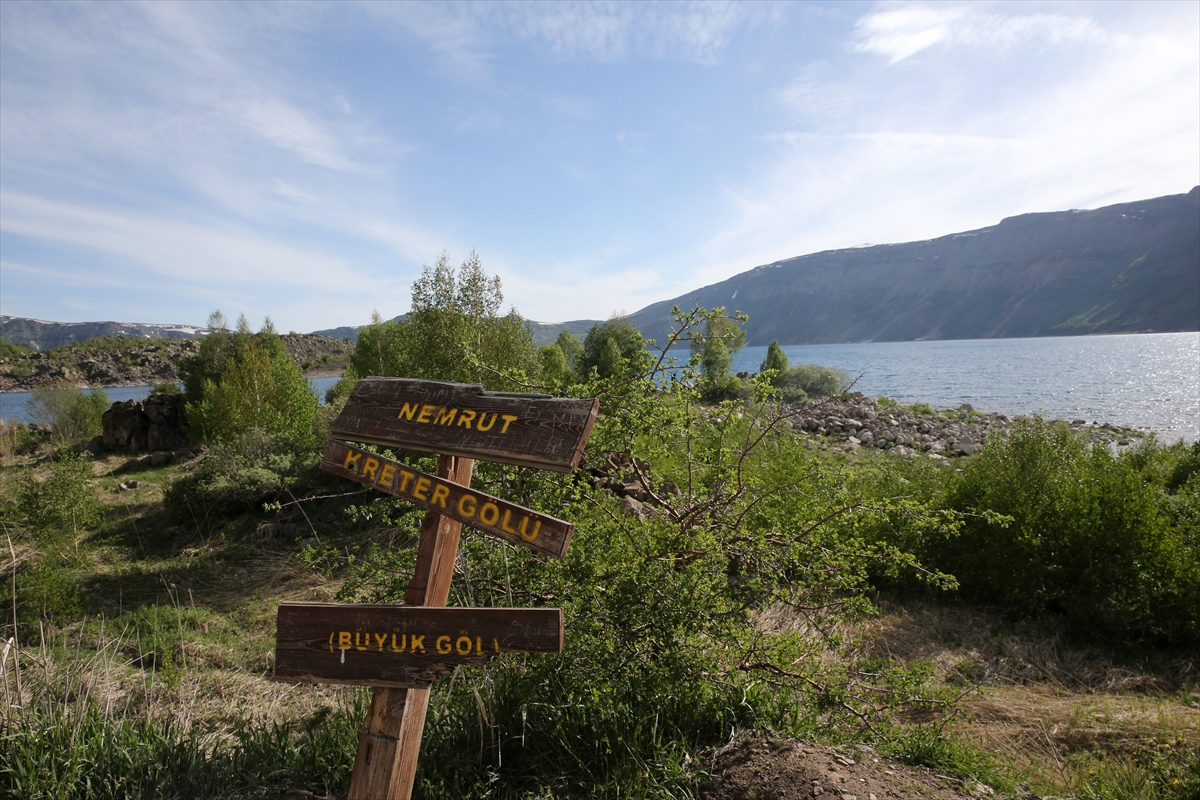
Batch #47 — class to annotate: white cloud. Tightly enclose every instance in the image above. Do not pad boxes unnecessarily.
[364,0,782,69]
[0,192,363,294]
[501,0,780,63]
[700,11,1199,288]
[853,3,1109,64]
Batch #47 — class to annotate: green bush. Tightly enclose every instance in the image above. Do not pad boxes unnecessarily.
[25,384,109,443]
[18,450,101,535]
[0,339,30,357]
[332,308,953,794]
[930,419,1200,646]
[776,364,846,401]
[163,429,322,522]
[758,342,846,403]
[182,315,318,445]
[579,316,651,381]
[0,563,84,638]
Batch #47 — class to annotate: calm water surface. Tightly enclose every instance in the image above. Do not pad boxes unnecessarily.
[731,332,1198,442]
[3,335,1196,442]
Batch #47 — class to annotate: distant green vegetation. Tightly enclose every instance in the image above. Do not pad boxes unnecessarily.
[854,419,1200,648]
[180,313,318,446]
[327,251,539,402]
[25,383,109,443]
[761,339,849,402]
[0,339,30,357]
[42,334,177,357]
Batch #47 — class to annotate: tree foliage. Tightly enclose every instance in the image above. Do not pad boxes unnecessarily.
[909,419,1200,646]
[690,308,746,401]
[331,251,538,398]
[328,305,955,794]
[758,339,847,402]
[26,384,109,443]
[181,314,318,444]
[761,339,788,376]
[578,317,650,380]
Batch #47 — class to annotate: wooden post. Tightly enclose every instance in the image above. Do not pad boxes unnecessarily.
[347,453,474,800]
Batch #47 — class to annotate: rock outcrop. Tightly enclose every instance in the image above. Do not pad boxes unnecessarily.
[0,333,353,391]
[100,394,189,453]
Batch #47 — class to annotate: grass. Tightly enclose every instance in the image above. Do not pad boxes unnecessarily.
[2,436,1198,798]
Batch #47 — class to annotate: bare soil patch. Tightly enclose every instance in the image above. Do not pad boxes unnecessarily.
[700,738,987,799]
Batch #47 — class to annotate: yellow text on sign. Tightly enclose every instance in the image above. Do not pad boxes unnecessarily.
[397,403,518,433]
[340,450,542,542]
[328,630,501,656]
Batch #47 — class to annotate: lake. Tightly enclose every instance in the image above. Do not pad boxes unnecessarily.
[2,334,1196,442]
[730,332,1198,442]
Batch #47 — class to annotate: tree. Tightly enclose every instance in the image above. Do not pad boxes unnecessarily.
[760,340,788,377]
[538,344,572,387]
[330,251,539,400]
[691,308,746,401]
[184,315,318,444]
[26,384,109,444]
[555,331,583,373]
[579,317,648,380]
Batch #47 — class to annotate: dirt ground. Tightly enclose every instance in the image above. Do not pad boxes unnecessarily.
[700,738,993,799]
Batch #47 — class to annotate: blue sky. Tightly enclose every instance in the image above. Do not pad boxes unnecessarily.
[1,1,1197,332]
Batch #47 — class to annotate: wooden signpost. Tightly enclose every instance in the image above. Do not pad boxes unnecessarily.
[273,379,599,799]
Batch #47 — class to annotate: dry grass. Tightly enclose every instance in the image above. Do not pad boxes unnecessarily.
[856,598,1200,792]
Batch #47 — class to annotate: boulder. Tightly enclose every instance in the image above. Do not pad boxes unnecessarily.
[101,394,188,454]
[619,496,646,521]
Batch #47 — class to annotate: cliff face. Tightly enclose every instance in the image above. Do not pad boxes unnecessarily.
[630,187,1200,346]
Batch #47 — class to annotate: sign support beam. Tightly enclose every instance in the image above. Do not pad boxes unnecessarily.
[347,453,474,800]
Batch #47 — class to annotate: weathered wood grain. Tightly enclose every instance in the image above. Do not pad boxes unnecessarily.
[275,603,563,688]
[329,378,599,472]
[321,440,573,558]
[347,454,471,800]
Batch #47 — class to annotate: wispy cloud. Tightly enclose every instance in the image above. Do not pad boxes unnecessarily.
[853,2,1109,64]
[0,192,361,293]
[500,0,777,64]
[368,0,783,69]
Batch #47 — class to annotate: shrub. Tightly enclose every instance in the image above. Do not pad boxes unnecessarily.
[163,429,323,522]
[333,307,953,794]
[932,419,1200,646]
[0,422,40,457]
[778,364,847,400]
[0,563,84,638]
[0,339,30,357]
[25,383,109,443]
[18,450,101,535]
[579,316,650,380]
[537,342,572,387]
[182,315,318,445]
[328,252,540,401]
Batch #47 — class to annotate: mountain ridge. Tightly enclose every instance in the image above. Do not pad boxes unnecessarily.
[628,186,1199,346]
[5,187,1195,352]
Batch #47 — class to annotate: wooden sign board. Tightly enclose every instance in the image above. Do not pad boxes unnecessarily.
[275,603,563,689]
[329,378,599,472]
[321,441,573,558]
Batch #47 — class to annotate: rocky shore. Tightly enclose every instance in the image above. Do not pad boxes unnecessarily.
[789,391,1142,459]
[584,392,1146,520]
[0,334,353,391]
